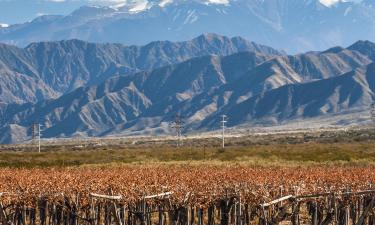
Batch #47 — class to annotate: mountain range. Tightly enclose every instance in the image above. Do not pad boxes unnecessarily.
[0,34,374,144]
[1,0,375,53]
[0,33,280,104]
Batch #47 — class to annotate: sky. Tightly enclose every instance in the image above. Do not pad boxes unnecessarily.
[0,0,350,25]
[0,0,122,25]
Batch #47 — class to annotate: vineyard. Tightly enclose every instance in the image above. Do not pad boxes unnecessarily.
[1,165,375,225]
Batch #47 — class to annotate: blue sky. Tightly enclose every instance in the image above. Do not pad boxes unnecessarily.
[0,0,122,25]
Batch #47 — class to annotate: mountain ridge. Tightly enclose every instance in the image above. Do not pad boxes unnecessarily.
[0,33,281,104]
[1,0,375,52]
[1,39,374,143]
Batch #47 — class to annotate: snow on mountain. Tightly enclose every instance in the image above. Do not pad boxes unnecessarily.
[159,0,174,7]
[111,0,230,12]
[0,0,374,53]
[319,0,340,7]
[321,0,365,7]
[111,0,153,13]
[0,23,9,28]
[205,0,230,5]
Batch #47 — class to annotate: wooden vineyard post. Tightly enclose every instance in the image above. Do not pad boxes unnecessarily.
[197,207,203,225]
[334,193,338,225]
[127,206,132,225]
[345,205,350,225]
[291,187,300,225]
[0,201,7,225]
[356,197,375,225]
[207,206,215,225]
[259,204,268,225]
[310,187,318,225]
[2,187,375,225]
[291,201,300,225]
[220,198,234,225]
[122,204,127,225]
[158,205,164,225]
[338,202,344,225]
[39,198,48,225]
[22,205,27,225]
[90,196,95,225]
[356,197,362,224]
[97,203,102,225]
[140,198,146,225]
[237,194,242,225]
[148,205,153,225]
[90,192,123,225]
[186,206,191,225]
[320,195,334,225]
[234,201,237,225]
[75,193,80,225]
[190,206,195,225]
[244,204,251,225]
[260,195,294,225]
[111,201,123,225]
[313,201,318,225]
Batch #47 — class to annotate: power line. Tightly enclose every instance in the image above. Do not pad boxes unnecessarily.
[221,115,227,149]
[170,114,184,147]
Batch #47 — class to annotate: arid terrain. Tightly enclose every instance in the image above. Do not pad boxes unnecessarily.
[1,126,375,167]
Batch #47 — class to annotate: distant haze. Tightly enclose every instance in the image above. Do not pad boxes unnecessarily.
[0,0,116,24]
[0,0,362,24]
[0,0,374,53]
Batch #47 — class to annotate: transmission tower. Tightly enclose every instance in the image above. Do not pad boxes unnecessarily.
[170,114,184,147]
[31,122,41,153]
[221,115,227,149]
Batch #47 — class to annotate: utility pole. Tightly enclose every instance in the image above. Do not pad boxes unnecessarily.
[170,114,184,147]
[221,115,227,149]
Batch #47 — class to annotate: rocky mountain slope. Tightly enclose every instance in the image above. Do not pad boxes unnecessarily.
[1,0,375,53]
[1,40,374,143]
[0,33,280,104]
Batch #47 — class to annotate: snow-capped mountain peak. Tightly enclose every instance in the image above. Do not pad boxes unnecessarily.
[319,0,340,7]
[0,0,374,53]
[159,0,174,7]
[112,0,153,13]
[319,0,363,7]
[204,0,230,5]
[111,0,230,12]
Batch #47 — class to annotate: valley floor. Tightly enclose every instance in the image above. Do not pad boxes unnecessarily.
[1,127,375,168]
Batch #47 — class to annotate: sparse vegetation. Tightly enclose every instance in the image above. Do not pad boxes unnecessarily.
[0,136,375,168]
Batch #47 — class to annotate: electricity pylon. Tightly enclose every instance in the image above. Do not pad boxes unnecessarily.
[170,114,184,147]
